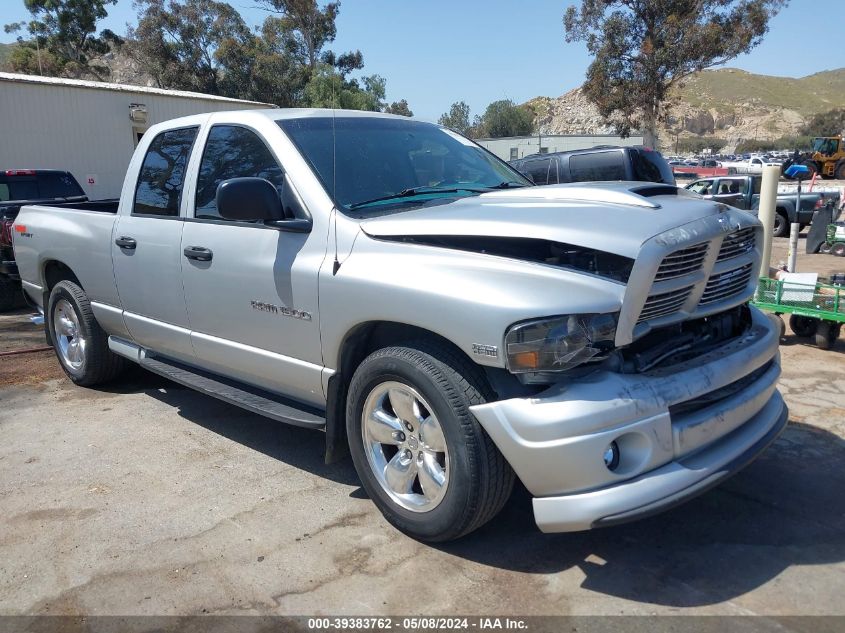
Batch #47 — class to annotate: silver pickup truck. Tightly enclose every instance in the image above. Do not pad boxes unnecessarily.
[13,109,787,541]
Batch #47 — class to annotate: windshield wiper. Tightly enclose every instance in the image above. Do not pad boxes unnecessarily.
[489,181,529,189]
[349,186,485,209]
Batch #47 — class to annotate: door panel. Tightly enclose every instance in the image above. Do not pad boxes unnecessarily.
[180,222,324,405]
[112,125,198,362]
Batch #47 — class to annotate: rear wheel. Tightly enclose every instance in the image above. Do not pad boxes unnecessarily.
[835,161,845,180]
[773,211,789,238]
[820,242,833,254]
[47,280,128,386]
[815,321,837,350]
[790,314,818,338]
[832,243,845,257]
[346,341,514,542]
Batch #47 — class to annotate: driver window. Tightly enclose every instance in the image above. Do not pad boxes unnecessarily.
[195,125,285,220]
[690,180,713,195]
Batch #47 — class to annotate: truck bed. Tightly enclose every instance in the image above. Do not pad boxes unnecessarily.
[12,202,122,310]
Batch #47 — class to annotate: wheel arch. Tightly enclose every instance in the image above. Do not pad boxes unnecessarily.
[324,320,489,464]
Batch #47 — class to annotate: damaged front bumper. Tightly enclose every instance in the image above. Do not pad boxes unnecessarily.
[470,305,788,533]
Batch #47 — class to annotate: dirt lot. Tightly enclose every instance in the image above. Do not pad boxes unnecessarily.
[1,238,844,618]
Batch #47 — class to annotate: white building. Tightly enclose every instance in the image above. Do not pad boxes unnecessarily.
[476,133,645,162]
[0,72,272,198]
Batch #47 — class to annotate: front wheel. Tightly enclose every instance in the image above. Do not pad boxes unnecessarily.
[47,280,128,386]
[832,243,845,257]
[346,342,514,542]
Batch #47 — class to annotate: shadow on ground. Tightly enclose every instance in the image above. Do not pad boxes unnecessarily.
[97,369,845,607]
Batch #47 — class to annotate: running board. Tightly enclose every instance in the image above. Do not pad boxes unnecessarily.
[138,355,326,430]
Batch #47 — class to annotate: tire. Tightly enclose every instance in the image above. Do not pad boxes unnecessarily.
[820,242,833,254]
[789,314,818,338]
[769,314,786,340]
[832,243,845,257]
[47,280,128,386]
[0,275,23,312]
[835,162,845,180]
[346,341,514,542]
[815,321,837,350]
[802,160,818,177]
[773,211,789,238]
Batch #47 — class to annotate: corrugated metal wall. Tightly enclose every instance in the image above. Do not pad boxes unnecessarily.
[477,135,645,162]
[0,79,267,198]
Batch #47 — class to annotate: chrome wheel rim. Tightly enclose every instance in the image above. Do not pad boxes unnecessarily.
[53,299,86,371]
[361,381,449,512]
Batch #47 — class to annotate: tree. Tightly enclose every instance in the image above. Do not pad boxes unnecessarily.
[474,99,535,138]
[438,101,471,135]
[257,0,344,70]
[564,0,786,148]
[385,99,413,117]
[800,108,845,137]
[128,0,254,95]
[4,0,122,79]
[303,64,385,111]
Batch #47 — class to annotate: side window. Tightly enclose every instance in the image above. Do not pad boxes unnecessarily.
[548,157,560,185]
[569,151,627,182]
[689,179,714,195]
[509,147,519,161]
[751,177,762,195]
[525,159,551,185]
[195,125,285,220]
[133,127,198,216]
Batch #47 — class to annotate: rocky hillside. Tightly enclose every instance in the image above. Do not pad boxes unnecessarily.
[528,68,845,152]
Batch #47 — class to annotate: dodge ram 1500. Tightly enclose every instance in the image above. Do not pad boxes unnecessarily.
[13,109,788,541]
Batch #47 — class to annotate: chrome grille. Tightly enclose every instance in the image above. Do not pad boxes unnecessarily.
[654,243,709,281]
[638,285,694,322]
[699,263,754,305]
[717,228,755,262]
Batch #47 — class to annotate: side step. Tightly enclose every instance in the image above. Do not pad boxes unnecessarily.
[139,355,326,430]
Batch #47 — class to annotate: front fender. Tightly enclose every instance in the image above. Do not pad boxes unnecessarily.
[318,234,627,371]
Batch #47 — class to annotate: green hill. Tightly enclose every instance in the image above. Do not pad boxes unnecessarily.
[677,67,845,116]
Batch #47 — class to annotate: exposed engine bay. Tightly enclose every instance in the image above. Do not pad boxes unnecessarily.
[609,305,753,373]
[380,235,635,283]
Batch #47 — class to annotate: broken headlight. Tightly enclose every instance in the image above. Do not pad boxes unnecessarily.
[505,313,617,374]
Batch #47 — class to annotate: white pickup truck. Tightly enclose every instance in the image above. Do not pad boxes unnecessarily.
[13,109,788,541]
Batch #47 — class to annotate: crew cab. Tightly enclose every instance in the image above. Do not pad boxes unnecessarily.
[13,110,787,541]
[685,174,840,237]
[0,169,88,310]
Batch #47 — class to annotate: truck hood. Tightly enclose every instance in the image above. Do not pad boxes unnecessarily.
[359,182,726,259]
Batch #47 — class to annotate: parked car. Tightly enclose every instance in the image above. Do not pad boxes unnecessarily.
[685,174,840,237]
[0,169,88,311]
[509,145,675,186]
[14,110,786,541]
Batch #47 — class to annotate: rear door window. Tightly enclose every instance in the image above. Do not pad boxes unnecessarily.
[525,158,551,185]
[37,173,84,198]
[569,151,626,181]
[133,127,199,216]
[194,125,285,220]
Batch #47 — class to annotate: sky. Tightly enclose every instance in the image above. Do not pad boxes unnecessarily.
[1,0,842,122]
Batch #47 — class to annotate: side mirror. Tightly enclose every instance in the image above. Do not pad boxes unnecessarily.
[216,177,284,222]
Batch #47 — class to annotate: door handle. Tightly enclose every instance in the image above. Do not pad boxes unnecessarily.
[115,236,137,249]
[183,246,213,261]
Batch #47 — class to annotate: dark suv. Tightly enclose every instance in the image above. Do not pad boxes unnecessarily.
[509,146,675,186]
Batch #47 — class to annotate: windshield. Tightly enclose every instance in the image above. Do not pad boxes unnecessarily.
[277,116,531,216]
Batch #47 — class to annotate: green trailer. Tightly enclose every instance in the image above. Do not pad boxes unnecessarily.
[753,276,845,349]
